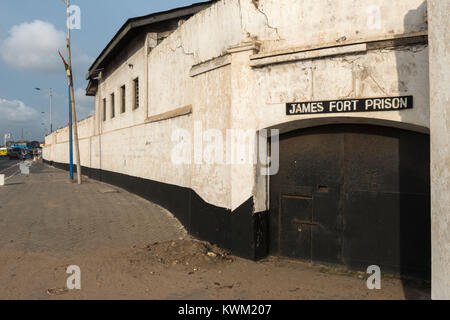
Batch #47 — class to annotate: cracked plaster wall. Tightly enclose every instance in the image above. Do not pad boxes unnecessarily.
[44,0,431,212]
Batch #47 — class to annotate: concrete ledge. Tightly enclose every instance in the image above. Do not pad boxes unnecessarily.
[227,41,261,54]
[145,105,192,123]
[190,55,231,77]
[250,31,428,68]
[250,43,368,68]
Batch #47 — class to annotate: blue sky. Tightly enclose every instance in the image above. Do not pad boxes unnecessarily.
[0,0,199,143]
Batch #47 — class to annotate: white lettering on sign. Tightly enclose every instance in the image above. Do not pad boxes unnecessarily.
[329,100,359,112]
[287,96,412,115]
[365,97,409,111]
[289,102,324,114]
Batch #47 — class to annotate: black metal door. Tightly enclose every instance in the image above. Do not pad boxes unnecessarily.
[341,125,431,278]
[279,189,314,260]
[270,126,343,265]
[269,124,430,279]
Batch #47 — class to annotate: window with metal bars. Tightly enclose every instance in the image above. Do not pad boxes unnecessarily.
[111,93,115,118]
[133,78,139,109]
[121,85,126,113]
[103,98,106,121]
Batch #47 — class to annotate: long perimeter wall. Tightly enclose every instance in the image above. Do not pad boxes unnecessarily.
[43,0,437,266]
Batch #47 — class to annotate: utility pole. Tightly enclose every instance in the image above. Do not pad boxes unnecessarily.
[35,88,52,133]
[50,88,53,133]
[62,0,82,184]
[68,84,73,180]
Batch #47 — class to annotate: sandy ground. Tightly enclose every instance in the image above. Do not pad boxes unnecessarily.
[0,162,430,300]
[0,239,430,300]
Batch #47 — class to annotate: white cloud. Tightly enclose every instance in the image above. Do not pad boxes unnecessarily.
[0,20,93,74]
[0,98,38,121]
[0,20,65,72]
[0,98,42,142]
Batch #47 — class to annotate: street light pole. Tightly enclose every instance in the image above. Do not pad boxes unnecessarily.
[50,88,53,133]
[35,88,53,133]
[68,84,73,180]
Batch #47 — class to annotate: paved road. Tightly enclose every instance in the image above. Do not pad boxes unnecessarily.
[0,159,20,173]
[0,161,187,255]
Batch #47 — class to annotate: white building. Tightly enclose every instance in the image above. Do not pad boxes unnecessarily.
[43,0,449,298]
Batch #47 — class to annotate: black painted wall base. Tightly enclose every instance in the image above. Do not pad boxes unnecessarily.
[42,159,269,261]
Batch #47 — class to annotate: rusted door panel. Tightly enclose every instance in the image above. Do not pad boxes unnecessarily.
[280,195,313,260]
[343,191,400,271]
[270,126,343,259]
[270,124,430,278]
[342,126,431,278]
[311,190,342,265]
[343,191,430,278]
[343,125,430,195]
[395,193,431,278]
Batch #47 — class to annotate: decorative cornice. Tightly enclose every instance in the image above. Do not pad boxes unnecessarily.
[190,55,231,77]
[227,41,262,54]
[145,105,192,124]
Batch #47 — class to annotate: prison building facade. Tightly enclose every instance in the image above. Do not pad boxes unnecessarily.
[43,0,447,292]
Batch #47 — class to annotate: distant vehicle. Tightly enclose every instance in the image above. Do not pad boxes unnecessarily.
[5,141,39,159]
[0,147,7,157]
[7,148,21,160]
[8,142,27,149]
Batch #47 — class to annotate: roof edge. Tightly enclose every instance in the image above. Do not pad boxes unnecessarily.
[86,0,218,80]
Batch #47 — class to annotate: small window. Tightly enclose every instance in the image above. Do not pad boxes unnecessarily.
[111,93,115,118]
[121,85,126,113]
[103,98,106,121]
[133,78,139,109]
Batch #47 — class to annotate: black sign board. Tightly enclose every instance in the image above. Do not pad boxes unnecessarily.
[286,96,413,115]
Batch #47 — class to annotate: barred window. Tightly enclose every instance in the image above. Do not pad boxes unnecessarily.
[103,98,106,121]
[111,93,115,118]
[121,85,126,113]
[133,78,139,109]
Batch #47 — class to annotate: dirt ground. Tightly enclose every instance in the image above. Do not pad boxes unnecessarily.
[0,239,430,300]
[0,163,430,300]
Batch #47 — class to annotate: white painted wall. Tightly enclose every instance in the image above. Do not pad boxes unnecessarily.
[244,0,427,52]
[428,0,450,300]
[44,0,430,212]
